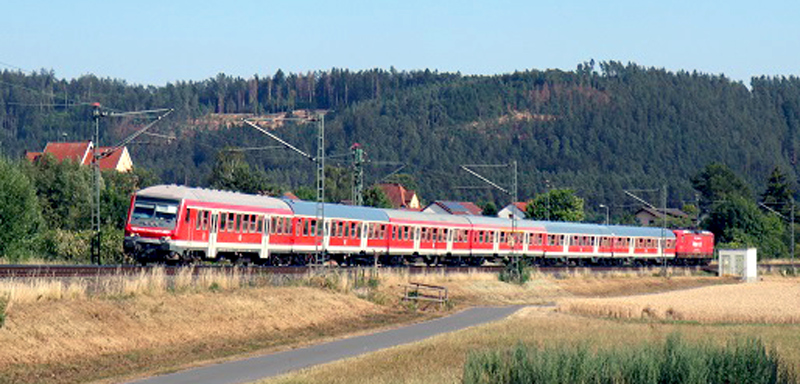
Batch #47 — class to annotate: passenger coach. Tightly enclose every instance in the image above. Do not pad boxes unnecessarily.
[124,185,714,266]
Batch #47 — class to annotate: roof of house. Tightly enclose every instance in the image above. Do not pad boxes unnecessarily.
[96,146,126,170]
[42,141,92,165]
[427,201,483,215]
[32,142,130,171]
[501,202,528,213]
[25,152,42,162]
[378,183,417,208]
[282,191,300,200]
[636,207,688,219]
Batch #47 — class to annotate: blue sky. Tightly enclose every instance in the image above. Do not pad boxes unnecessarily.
[2,0,798,86]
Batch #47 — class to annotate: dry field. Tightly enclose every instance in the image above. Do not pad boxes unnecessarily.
[261,279,800,384]
[559,277,800,324]
[0,268,736,384]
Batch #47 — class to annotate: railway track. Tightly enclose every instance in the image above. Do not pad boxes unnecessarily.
[0,263,718,279]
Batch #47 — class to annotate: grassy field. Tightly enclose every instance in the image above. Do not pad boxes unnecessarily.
[260,276,800,384]
[0,267,741,384]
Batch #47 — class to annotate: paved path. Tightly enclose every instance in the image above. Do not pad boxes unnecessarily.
[128,306,524,384]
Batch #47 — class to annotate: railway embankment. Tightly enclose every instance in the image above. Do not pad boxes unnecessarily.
[0,267,731,384]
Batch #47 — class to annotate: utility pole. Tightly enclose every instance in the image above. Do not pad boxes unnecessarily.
[461,161,519,268]
[243,112,327,266]
[351,143,365,206]
[624,187,666,272]
[90,103,172,264]
[662,185,668,274]
[759,200,796,275]
[315,114,325,265]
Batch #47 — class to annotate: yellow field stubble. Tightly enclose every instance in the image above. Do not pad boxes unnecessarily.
[559,279,800,324]
[0,285,388,369]
[262,305,800,384]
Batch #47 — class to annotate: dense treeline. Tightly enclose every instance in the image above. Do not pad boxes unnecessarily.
[3,62,800,259]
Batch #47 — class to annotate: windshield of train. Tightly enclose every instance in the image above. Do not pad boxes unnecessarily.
[130,197,180,229]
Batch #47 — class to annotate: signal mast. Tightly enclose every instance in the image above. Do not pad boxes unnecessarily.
[90,103,173,264]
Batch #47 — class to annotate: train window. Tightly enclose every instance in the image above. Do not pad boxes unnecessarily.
[380,225,386,239]
[185,208,190,223]
[301,219,308,236]
[195,210,202,230]
[402,226,409,241]
[242,215,250,233]
[257,217,264,233]
[219,213,228,232]
[310,220,317,236]
[250,215,257,232]
[286,218,292,235]
[342,222,349,238]
[368,224,374,239]
[233,214,239,232]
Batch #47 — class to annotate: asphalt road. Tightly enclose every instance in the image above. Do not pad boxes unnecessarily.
[127,305,524,384]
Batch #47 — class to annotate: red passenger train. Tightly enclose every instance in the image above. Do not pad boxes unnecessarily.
[124,185,715,266]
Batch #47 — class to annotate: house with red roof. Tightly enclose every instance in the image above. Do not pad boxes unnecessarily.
[377,183,421,209]
[26,141,133,172]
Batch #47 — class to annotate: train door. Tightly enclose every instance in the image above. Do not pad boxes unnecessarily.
[413,226,421,253]
[260,214,270,259]
[207,211,219,258]
[446,228,453,253]
[323,220,331,249]
[360,222,368,251]
[493,231,499,254]
[523,232,530,254]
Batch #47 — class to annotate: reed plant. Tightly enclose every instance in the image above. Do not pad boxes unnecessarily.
[463,334,795,384]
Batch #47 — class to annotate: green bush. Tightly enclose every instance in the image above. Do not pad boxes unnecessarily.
[463,334,795,384]
[499,260,530,285]
[0,157,42,261]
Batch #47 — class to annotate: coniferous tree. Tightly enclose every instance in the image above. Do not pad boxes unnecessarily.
[761,166,795,218]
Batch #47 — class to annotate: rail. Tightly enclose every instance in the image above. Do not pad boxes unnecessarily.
[403,282,448,309]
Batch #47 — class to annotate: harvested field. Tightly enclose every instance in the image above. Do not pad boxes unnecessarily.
[263,305,800,384]
[559,278,800,324]
[0,269,738,384]
[0,286,398,383]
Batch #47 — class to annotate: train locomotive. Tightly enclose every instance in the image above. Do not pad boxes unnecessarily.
[124,185,715,266]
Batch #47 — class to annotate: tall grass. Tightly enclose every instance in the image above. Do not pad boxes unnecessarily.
[0,266,255,305]
[463,334,795,384]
